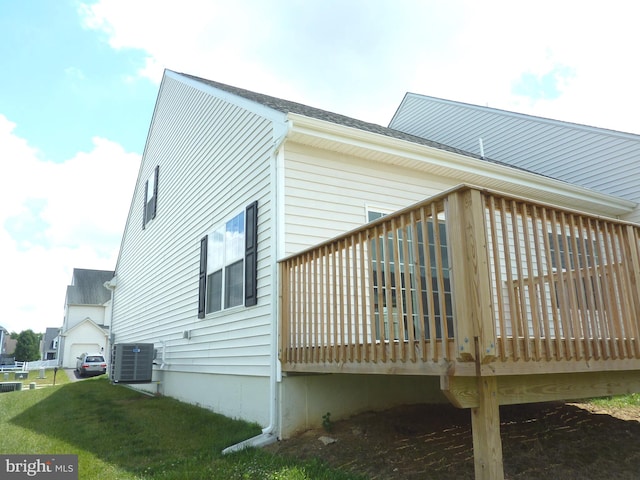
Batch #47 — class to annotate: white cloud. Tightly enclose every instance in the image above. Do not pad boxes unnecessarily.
[410,0,640,133]
[77,0,640,133]
[0,115,139,334]
[78,0,275,84]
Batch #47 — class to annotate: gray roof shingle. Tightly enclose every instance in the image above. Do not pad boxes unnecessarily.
[178,72,528,171]
[66,268,114,306]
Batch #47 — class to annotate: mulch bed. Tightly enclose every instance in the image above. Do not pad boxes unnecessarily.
[266,401,640,479]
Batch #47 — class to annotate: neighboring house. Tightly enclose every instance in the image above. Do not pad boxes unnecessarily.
[0,325,7,357]
[0,327,15,365]
[110,70,640,479]
[41,327,60,360]
[58,268,114,368]
[4,338,17,356]
[389,93,640,223]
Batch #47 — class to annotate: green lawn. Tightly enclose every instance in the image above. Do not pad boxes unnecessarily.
[0,367,71,387]
[586,392,640,408]
[0,374,363,480]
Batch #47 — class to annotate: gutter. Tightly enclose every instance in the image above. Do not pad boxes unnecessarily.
[222,121,290,455]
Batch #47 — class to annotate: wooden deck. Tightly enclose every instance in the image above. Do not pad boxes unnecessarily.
[280,185,640,375]
[278,185,640,479]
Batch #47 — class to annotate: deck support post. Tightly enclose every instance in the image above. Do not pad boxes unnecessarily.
[471,375,504,480]
[447,189,497,363]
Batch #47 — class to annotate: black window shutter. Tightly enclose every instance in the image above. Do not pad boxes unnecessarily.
[198,235,208,318]
[142,179,148,229]
[152,165,159,219]
[244,201,258,307]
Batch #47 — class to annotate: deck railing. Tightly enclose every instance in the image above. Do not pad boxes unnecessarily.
[279,185,640,375]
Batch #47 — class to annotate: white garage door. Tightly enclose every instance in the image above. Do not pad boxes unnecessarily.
[67,343,101,368]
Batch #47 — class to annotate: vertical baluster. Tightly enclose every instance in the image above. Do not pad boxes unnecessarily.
[400,213,416,362]
[521,203,542,361]
[624,225,640,357]
[330,242,339,363]
[385,217,402,362]
[370,226,382,363]
[582,217,602,360]
[531,205,552,361]
[601,223,625,357]
[301,253,309,363]
[322,245,333,362]
[421,206,437,362]
[380,222,391,362]
[294,257,302,363]
[432,207,450,360]
[567,215,593,360]
[540,208,563,361]
[612,224,637,357]
[409,209,425,363]
[549,211,574,360]
[354,232,363,363]
[563,214,584,359]
[500,198,519,361]
[280,262,290,364]
[511,201,531,361]
[595,220,616,359]
[344,238,353,363]
[487,196,507,361]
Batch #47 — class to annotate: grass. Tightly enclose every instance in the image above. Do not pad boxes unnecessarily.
[0,367,71,387]
[0,374,363,480]
[587,392,640,408]
[5,370,637,479]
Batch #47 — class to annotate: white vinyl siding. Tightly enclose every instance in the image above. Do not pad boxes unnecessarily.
[112,75,274,377]
[282,143,454,254]
[65,305,106,328]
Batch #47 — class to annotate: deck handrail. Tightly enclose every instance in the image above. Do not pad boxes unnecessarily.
[279,185,640,374]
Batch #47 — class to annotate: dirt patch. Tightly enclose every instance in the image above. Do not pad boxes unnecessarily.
[265,402,640,479]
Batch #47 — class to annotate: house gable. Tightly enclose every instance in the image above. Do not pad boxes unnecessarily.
[112,71,278,376]
[63,317,106,337]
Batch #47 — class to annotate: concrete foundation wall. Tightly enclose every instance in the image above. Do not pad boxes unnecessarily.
[279,374,448,438]
[131,369,271,427]
[125,370,450,441]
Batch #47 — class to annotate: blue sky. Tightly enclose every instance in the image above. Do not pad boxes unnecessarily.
[1,0,639,335]
[0,1,156,162]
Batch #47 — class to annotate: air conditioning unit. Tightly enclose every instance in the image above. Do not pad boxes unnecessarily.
[110,343,154,383]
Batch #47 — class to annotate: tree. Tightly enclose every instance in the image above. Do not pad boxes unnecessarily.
[14,330,41,362]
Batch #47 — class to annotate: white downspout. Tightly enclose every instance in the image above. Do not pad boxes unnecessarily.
[103,277,117,357]
[222,121,290,454]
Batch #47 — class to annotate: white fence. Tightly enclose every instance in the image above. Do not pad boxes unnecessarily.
[24,360,59,370]
[0,360,59,372]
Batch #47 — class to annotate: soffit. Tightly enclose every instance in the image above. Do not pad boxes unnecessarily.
[286,113,636,218]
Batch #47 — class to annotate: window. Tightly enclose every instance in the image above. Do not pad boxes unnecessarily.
[143,165,159,228]
[369,210,453,340]
[368,210,388,223]
[198,201,258,317]
[549,233,599,271]
[548,232,601,312]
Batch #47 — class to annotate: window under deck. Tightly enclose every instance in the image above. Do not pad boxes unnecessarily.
[279,185,640,377]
